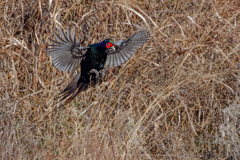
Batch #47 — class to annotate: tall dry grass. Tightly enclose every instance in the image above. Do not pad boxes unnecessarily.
[1,0,240,159]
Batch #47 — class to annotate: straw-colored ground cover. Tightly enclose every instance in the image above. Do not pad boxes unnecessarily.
[1,0,240,159]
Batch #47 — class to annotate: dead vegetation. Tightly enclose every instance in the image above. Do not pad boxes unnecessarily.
[1,0,240,159]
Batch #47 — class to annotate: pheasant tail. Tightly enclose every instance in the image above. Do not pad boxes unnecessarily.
[55,73,97,105]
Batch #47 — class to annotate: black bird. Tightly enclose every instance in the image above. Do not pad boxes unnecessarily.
[47,26,150,104]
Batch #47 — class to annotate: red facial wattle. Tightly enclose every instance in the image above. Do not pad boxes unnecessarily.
[106,42,113,49]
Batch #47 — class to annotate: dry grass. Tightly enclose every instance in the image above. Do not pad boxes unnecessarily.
[1,0,240,159]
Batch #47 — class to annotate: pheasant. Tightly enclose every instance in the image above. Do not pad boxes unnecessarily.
[47,26,150,104]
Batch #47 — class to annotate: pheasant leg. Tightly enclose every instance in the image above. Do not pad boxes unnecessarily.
[89,69,105,79]
[90,69,99,79]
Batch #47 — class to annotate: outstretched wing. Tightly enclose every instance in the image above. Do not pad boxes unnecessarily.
[46,26,88,72]
[104,28,151,68]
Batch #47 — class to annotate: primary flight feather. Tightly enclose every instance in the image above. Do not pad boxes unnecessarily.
[47,26,151,104]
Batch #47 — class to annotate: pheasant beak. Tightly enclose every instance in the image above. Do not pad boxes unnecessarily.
[111,46,115,51]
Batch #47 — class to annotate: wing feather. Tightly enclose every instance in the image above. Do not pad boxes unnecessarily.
[114,54,118,67]
[115,54,121,67]
[109,55,113,68]
[67,26,73,43]
[60,27,70,44]
[120,51,129,62]
[104,55,111,68]
[47,26,87,72]
[104,27,150,68]
[118,52,125,64]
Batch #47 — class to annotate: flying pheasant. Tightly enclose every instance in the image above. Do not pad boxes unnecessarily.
[47,26,150,104]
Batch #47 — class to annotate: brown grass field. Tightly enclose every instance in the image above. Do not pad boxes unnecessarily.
[1,0,240,159]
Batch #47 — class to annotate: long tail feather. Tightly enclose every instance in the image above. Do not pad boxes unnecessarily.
[54,73,97,105]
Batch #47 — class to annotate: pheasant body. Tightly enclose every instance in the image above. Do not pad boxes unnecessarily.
[82,43,108,75]
[47,26,150,104]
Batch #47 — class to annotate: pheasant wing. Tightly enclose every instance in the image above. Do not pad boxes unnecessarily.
[104,28,151,68]
[46,26,88,72]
